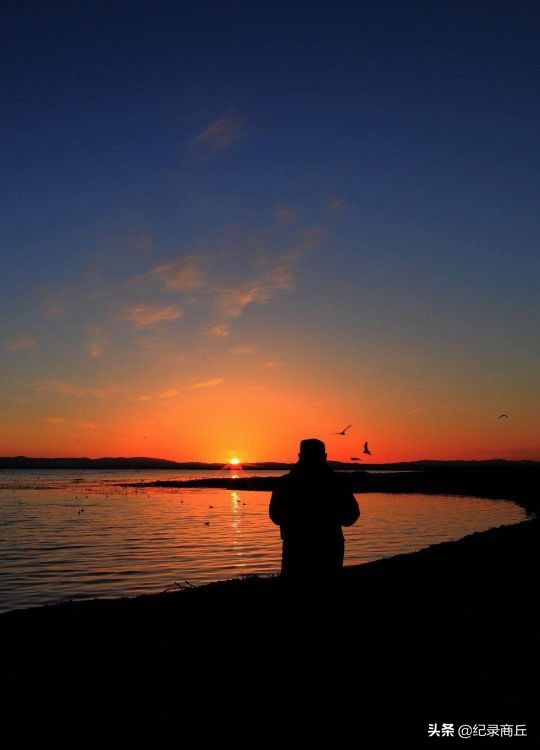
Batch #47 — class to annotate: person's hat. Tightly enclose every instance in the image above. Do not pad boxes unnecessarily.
[299,438,326,461]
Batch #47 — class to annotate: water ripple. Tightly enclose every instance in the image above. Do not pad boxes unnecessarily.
[0,469,525,613]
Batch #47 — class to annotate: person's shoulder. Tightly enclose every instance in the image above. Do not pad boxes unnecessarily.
[328,469,353,489]
[274,470,295,486]
[280,470,296,482]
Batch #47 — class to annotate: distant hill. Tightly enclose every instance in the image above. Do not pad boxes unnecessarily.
[0,456,538,470]
[0,456,212,470]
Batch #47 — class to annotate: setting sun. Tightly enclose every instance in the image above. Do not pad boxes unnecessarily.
[230,458,240,465]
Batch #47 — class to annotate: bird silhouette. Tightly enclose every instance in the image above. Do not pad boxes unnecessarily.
[350,457,362,462]
[363,442,371,455]
[498,414,509,419]
[331,424,351,435]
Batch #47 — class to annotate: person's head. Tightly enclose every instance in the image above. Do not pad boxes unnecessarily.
[298,438,327,466]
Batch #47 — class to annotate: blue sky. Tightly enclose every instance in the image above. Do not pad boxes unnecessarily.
[1,1,539,460]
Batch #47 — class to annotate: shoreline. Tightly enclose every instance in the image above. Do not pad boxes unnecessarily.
[2,465,537,619]
[121,464,540,514]
[1,515,535,622]
[2,517,537,710]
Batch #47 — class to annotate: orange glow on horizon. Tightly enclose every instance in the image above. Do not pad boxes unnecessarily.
[1,369,539,463]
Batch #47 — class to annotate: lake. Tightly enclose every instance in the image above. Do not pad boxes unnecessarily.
[0,469,526,613]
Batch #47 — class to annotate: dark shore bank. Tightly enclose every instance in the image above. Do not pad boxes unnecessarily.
[2,465,538,735]
[123,462,540,515]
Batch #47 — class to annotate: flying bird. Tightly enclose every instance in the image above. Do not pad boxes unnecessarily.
[363,442,372,456]
[498,414,509,419]
[331,424,351,435]
[350,457,362,462]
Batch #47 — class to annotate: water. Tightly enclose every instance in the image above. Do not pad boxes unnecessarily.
[0,469,526,613]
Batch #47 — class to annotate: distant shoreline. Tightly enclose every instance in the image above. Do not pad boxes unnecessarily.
[1,457,539,517]
[1,456,538,471]
[117,464,539,516]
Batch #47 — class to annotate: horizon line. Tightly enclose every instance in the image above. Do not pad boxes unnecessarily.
[1,455,539,466]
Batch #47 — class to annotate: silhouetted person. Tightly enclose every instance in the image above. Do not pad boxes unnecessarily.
[269,439,360,577]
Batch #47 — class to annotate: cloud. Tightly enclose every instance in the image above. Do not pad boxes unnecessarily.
[87,326,107,358]
[191,378,224,389]
[38,379,87,397]
[37,379,119,398]
[207,324,230,338]
[39,416,98,430]
[136,256,205,291]
[88,341,105,357]
[246,382,269,392]
[0,395,29,404]
[74,420,99,430]
[408,406,460,415]
[230,345,257,354]
[126,226,324,338]
[125,303,183,327]
[217,259,295,319]
[275,205,297,223]
[203,226,325,336]
[264,360,283,368]
[42,301,68,319]
[4,335,37,352]
[159,388,182,399]
[327,198,346,213]
[191,114,245,150]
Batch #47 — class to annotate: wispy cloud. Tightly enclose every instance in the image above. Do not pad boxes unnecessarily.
[135,256,205,291]
[74,420,99,430]
[217,258,296,319]
[408,406,461,415]
[327,198,346,213]
[38,416,98,430]
[202,226,325,336]
[38,379,87,397]
[4,335,37,352]
[275,205,297,223]
[88,341,105,357]
[42,301,68,319]
[230,345,257,354]
[207,324,230,338]
[87,326,107,358]
[125,303,183,327]
[246,382,269,392]
[37,379,119,398]
[159,388,182,399]
[191,114,245,150]
[191,378,224,389]
[47,223,325,360]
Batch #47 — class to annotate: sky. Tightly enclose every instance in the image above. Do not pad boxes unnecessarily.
[1,0,539,462]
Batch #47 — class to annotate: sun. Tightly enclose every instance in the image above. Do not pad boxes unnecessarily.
[230,458,240,465]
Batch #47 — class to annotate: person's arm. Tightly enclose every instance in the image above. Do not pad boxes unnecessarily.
[339,490,360,526]
[269,483,287,525]
[334,476,360,526]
